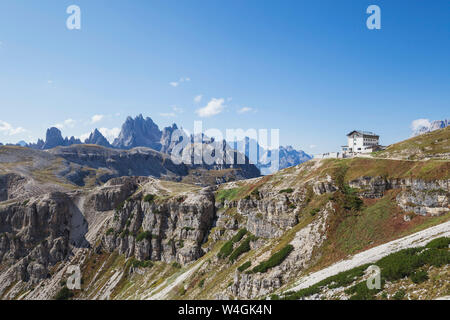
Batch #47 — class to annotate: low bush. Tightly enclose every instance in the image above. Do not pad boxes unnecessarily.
[198,279,205,288]
[136,231,152,242]
[143,194,155,203]
[345,281,380,300]
[229,237,252,262]
[251,245,294,273]
[410,270,429,284]
[392,289,406,300]
[231,229,247,243]
[280,188,294,194]
[310,208,320,216]
[218,240,234,259]
[425,237,450,249]
[131,259,153,269]
[54,287,74,300]
[172,262,182,269]
[106,228,115,236]
[238,261,251,272]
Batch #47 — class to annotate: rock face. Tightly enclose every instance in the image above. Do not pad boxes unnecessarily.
[102,186,216,265]
[160,124,179,154]
[42,127,82,150]
[349,176,449,216]
[49,144,190,183]
[84,129,111,148]
[0,192,74,288]
[0,173,28,201]
[113,115,162,150]
[229,202,332,299]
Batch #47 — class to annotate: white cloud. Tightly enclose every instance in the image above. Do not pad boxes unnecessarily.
[0,120,27,136]
[237,107,253,114]
[411,118,431,131]
[53,118,76,129]
[99,127,121,143]
[159,112,176,118]
[309,144,317,149]
[170,77,191,88]
[79,132,91,142]
[160,106,183,118]
[91,114,104,124]
[47,80,53,84]
[196,98,226,118]
[194,95,203,103]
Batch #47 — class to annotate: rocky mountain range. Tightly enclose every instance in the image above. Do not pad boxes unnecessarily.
[2,114,311,173]
[0,126,448,300]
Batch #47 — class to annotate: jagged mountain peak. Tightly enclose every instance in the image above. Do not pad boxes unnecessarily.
[85,129,111,148]
[112,114,162,150]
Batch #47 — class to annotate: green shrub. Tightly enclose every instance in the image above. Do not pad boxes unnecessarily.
[143,194,155,203]
[116,201,125,211]
[218,240,234,259]
[410,270,429,284]
[425,237,450,249]
[392,289,406,300]
[251,245,294,273]
[136,231,152,242]
[280,188,294,194]
[54,286,74,300]
[238,261,251,272]
[106,228,115,236]
[310,208,320,216]
[270,294,280,300]
[231,229,247,243]
[198,279,205,288]
[345,281,380,300]
[22,199,29,206]
[229,237,252,262]
[172,262,182,269]
[420,248,450,267]
[251,189,261,199]
[130,258,153,268]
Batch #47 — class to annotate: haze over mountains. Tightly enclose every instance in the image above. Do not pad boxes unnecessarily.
[0,114,311,173]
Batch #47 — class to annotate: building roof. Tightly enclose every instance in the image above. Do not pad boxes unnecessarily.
[346,130,379,138]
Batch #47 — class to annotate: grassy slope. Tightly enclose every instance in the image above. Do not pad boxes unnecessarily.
[377,126,450,160]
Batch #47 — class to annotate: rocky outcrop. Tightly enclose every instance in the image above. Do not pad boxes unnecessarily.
[229,202,332,299]
[113,114,162,150]
[349,176,449,216]
[160,124,179,154]
[0,192,75,287]
[42,127,82,150]
[102,186,216,265]
[84,129,111,148]
[0,173,27,201]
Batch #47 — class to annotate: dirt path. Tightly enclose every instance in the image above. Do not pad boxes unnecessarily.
[285,221,450,293]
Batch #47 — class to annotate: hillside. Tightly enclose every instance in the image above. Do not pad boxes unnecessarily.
[0,144,260,203]
[377,126,450,160]
[0,149,447,300]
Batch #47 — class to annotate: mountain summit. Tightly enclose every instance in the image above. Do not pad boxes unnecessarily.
[112,114,162,150]
[85,129,111,148]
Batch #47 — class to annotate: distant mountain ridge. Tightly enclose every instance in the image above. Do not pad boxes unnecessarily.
[413,119,449,136]
[2,114,311,173]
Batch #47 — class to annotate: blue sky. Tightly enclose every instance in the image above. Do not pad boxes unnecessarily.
[0,0,449,153]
